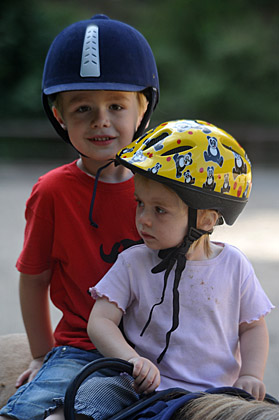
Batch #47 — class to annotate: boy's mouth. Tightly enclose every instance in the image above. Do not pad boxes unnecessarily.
[90,137,114,142]
[88,136,116,145]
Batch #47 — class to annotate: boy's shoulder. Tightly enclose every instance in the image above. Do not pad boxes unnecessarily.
[38,160,77,181]
[26,160,81,203]
[34,160,79,190]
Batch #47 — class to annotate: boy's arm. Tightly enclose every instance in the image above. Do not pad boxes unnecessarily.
[234,317,269,400]
[88,297,160,394]
[17,270,54,385]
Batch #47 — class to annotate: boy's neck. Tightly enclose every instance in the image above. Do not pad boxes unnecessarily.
[77,157,133,183]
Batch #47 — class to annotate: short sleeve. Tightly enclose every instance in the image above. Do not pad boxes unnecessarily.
[239,266,274,324]
[91,252,135,313]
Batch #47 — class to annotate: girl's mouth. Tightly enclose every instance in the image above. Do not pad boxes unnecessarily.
[140,231,155,240]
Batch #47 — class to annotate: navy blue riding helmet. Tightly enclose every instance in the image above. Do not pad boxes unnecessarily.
[42,14,159,146]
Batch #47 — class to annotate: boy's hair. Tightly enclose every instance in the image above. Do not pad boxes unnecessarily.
[51,91,148,119]
[42,14,159,146]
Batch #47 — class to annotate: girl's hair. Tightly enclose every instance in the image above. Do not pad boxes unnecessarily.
[174,393,279,420]
[188,233,211,258]
[188,209,220,258]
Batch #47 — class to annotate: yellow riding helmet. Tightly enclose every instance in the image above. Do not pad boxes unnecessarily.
[116,119,252,225]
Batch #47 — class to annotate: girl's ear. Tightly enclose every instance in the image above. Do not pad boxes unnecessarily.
[197,209,219,231]
[52,106,67,130]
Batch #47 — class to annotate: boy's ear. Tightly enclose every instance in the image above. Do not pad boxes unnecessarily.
[136,99,149,131]
[197,210,219,231]
[52,106,67,130]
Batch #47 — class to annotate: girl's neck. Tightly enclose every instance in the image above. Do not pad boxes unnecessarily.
[186,239,223,261]
[76,157,133,183]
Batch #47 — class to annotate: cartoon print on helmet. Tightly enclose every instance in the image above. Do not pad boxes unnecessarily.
[148,163,162,175]
[184,169,195,185]
[118,146,135,158]
[221,173,231,194]
[173,152,193,178]
[173,120,212,134]
[116,119,252,225]
[233,152,248,179]
[204,136,224,167]
[129,150,147,163]
[202,166,216,190]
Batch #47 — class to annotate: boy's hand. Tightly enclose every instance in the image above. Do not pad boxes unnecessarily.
[16,356,45,387]
[128,356,160,394]
[234,375,266,401]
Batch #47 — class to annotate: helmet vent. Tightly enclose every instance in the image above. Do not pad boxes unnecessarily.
[161,146,192,156]
[222,143,243,157]
[142,132,169,150]
[80,25,100,77]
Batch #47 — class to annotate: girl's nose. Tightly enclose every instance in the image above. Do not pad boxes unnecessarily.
[91,108,110,128]
[138,209,152,227]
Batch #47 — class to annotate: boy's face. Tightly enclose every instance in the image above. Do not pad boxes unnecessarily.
[53,90,144,162]
[134,175,188,250]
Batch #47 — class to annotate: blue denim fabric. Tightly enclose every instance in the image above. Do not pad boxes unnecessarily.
[0,346,103,420]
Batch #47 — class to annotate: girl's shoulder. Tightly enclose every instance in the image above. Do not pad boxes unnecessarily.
[212,242,253,270]
[118,243,159,267]
[120,243,151,259]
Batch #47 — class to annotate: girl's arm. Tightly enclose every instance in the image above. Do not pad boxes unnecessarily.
[234,316,269,400]
[88,297,160,394]
[17,269,54,386]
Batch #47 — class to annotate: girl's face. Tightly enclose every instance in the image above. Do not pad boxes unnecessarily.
[134,175,189,250]
[53,90,144,164]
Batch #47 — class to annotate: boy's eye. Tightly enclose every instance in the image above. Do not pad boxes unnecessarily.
[76,105,90,113]
[155,207,165,214]
[110,104,123,111]
[135,198,144,208]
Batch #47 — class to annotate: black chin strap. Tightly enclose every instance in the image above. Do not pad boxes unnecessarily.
[140,208,211,363]
[89,161,114,228]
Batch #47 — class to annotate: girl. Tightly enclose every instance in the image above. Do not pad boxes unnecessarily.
[47,120,273,419]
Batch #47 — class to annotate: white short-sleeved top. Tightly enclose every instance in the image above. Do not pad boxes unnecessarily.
[92,243,274,392]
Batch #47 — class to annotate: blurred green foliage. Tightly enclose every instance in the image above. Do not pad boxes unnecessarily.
[0,0,278,125]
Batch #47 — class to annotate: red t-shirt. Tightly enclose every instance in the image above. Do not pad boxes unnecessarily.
[16,160,140,350]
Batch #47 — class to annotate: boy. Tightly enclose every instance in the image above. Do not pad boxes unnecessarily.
[47,120,273,419]
[0,14,159,420]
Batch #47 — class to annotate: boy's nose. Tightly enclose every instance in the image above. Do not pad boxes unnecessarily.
[91,109,110,128]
